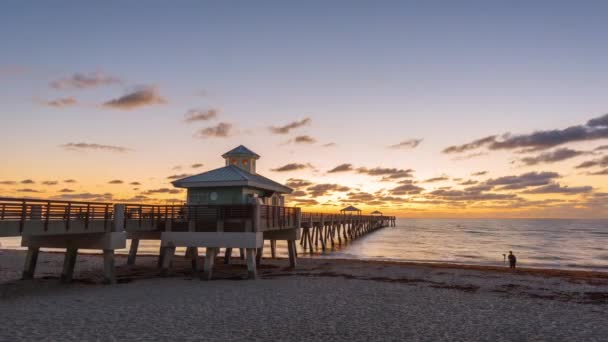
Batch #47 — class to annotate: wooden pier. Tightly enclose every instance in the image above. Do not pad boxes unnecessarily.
[0,197,396,283]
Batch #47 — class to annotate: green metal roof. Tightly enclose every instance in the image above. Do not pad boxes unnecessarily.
[221,145,260,159]
[172,165,292,194]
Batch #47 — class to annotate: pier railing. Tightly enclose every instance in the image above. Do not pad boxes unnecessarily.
[0,197,394,238]
[0,197,114,236]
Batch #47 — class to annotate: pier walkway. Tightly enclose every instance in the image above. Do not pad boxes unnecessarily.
[0,197,395,283]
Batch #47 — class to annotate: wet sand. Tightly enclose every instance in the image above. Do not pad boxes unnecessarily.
[1,249,607,341]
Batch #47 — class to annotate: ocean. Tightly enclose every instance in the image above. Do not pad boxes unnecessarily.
[1,218,607,271]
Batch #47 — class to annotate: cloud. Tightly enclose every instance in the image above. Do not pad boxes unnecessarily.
[108,180,124,184]
[64,179,77,183]
[21,179,35,184]
[103,86,166,109]
[53,192,114,201]
[522,183,593,195]
[271,163,311,172]
[59,188,75,193]
[41,181,58,186]
[289,198,319,206]
[459,179,478,186]
[61,142,130,153]
[484,171,560,190]
[443,136,497,154]
[388,139,422,149]
[471,171,488,176]
[50,71,121,90]
[588,169,608,175]
[451,152,489,161]
[195,122,233,138]
[293,135,316,144]
[130,182,141,186]
[518,148,586,166]
[322,142,336,147]
[288,190,308,197]
[390,183,424,195]
[443,114,608,154]
[427,189,517,201]
[17,188,42,193]
[285,178,313,189]
[141,188,182,195]
[184,108,219,122]
[328,163,354,173]
[0,181,16,185]
[587,114,608,127]
[43,97,78,108]
[424,176,449,183]
[167,174,192,180]
[595,145,608,151]
[307,183,350,196]
[269,118,311,134]
[191,163,204,168]
[357,167,414,180]
[575,155,608,169]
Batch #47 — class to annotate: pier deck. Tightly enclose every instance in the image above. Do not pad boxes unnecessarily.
[0,197,395,282]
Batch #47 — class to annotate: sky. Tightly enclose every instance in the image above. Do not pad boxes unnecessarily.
[0,1,607,218]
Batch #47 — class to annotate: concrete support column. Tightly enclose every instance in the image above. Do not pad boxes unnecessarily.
[21,246,40,279]
[246,248,257,279]
[60,247,78,283]
[224,248,233,264]
[256,244,264,265]
[160,245,176,277]
[202,247,217,280]
[103,249,116,284]
[127,238,139,265]
[113,204,125,232]
[190,247,199,276]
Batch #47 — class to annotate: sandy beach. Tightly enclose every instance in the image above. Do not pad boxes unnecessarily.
[1,249,607,341]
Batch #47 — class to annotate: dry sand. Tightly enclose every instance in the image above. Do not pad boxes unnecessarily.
[1,249,607,341]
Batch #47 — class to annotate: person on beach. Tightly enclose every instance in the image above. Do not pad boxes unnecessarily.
[508,251,517,269]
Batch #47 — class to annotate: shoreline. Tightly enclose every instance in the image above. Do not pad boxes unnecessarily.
[2,248,608,283]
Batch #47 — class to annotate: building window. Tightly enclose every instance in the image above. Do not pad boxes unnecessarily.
[242,159,248,165]
[231,159,237,165]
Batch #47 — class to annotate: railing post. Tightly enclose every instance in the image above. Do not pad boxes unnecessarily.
[44,202,50,231]
[85,204,90,230]
[104,204,110,231]
[138,205,143,228]
[65,203,71,231]
[19,201,26,233]
[113,204,125,232]
[0,203,5,220]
